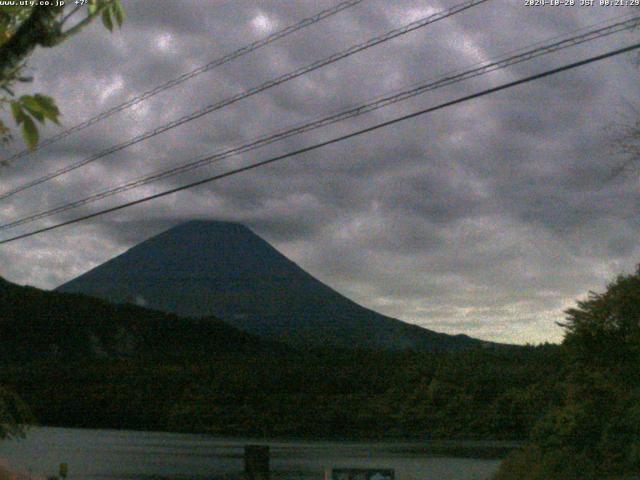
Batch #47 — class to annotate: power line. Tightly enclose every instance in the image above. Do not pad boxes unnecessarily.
[0,0,366,166]
[2,14,638,232]
[2,41,638,246]
[0,0,489,201]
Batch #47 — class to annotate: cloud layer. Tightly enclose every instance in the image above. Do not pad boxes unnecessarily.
[1,0,639,343]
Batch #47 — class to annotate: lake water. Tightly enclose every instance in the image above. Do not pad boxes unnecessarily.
[0,427,513,480]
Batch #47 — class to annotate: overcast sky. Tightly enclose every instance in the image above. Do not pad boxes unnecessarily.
[1,0,639,344]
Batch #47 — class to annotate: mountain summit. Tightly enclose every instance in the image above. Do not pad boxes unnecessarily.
[57,220,483,350]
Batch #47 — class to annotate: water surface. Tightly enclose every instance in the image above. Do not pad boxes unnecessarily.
[0,427,510,480]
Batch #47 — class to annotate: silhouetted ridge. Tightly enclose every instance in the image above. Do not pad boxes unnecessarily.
[57,220,489,351]
[0,276,280,362]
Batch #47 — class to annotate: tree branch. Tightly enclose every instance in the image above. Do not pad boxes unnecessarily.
[57,3,112,43]
[0,6,64,83]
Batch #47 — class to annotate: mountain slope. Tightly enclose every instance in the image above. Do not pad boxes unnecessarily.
[57,220,486,351]
[0,275,279,363]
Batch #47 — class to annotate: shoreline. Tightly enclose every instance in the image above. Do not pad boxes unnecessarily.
[24,423,527,446]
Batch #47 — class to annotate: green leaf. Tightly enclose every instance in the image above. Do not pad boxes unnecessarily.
[19,95,57,125]
[33,94,59,113]
[21,115,38,149]
[102,9,113,31]
[20,95,43,113]
[113,1,125,27]
[30,110,45,124]
[10,101,24,125]
[33,94,60,124]
[88,0,99,15]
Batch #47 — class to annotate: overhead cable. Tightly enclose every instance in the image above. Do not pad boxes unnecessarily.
[0,0,489,201]
[0,0,366,166]
[1,41,638,245]
[2,14,638,232]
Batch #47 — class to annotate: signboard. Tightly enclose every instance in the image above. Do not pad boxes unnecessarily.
[326,468,395,480]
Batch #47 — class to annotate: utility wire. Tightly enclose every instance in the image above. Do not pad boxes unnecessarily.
[0,0,489,201]
[1,41,638,246]
[0,0,366,166]
[2,14,638,232]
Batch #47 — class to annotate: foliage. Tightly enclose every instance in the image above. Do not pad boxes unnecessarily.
[0,386,33,440]
[495,266,640,480]
[0,1,123,153]
[0,275,561,442]
[0,349,560,441]
[562,265,640,370]
[10,93,60,150]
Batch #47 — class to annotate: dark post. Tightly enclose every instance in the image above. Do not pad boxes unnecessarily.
[244,445,270,480]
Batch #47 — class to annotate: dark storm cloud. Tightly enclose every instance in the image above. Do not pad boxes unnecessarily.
[1,0,639,344]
